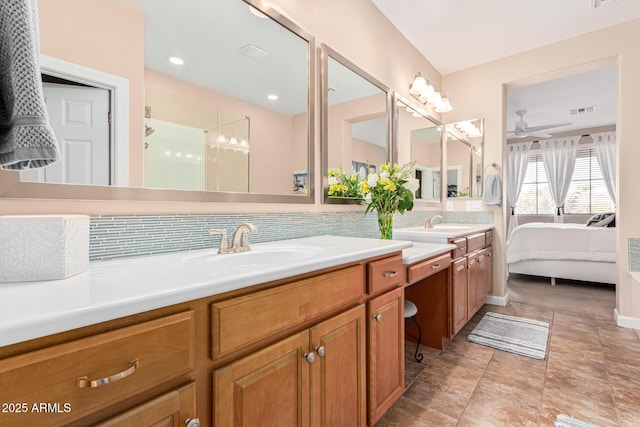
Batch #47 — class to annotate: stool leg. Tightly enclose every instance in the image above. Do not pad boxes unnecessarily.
[408,316,424,363]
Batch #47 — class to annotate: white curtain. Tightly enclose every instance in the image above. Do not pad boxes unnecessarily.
[507,141,533,239]
[592,131,616,204]
[540,137,579,223]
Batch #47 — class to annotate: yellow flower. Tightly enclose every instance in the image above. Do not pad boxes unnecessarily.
[379,178,396,191]
[393,163,400,171]
[380,163,391,172]
[328,169,336,177]
[360,180,370,194]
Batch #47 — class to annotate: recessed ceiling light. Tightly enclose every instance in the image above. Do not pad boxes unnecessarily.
[267,94,278,101]
[249,5,268,19]
[169,57,184,65]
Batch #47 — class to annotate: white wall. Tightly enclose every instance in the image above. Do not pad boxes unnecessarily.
[443,18,640,320]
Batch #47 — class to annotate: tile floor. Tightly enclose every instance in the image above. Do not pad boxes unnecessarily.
[377,274,640,427]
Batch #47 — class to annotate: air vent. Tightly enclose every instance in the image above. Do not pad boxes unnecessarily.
[569,105,597,115]
[239,44,269,60]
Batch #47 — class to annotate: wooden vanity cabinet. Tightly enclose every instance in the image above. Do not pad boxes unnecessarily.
[213,304,367,427]
[367,287,404,426]
[0,252,405,427]
[449,229,493,335]
[94,382,197,427]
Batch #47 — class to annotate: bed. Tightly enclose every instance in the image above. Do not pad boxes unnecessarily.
[507,222,616,285]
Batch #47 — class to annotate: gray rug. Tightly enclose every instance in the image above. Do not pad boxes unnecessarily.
[556,414,599,427]
[467,312,550,360]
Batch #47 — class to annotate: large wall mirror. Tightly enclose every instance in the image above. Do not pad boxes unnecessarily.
[1,0,315,203]
[445,119,484,198]
[321,44,392,203]
[396,95,443,203]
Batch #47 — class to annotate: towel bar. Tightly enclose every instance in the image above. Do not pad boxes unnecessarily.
[484,162,501,174]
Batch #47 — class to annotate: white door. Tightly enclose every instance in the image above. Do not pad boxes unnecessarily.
[20,83,110,185]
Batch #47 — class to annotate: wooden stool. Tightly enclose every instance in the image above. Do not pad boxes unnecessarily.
[404,299,424,363]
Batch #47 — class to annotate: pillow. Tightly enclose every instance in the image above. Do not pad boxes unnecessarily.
[586,213,615,227]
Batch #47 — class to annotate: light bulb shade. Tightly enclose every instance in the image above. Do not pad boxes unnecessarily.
[409,74,428,96]
[427,91,442,105]
[435,97,452,113]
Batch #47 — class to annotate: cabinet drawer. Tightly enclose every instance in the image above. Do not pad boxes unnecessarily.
[467,232,486,253]
[211,265,364,360]
[449,237,467,259]
[407,253,452,284]
[0,311,195,427]
[368,254,404,294]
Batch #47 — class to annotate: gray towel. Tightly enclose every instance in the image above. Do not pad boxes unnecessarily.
[482,173,502,206]
[0,0,60,170]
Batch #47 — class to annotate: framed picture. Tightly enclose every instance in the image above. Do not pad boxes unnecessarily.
[293,171,308,194]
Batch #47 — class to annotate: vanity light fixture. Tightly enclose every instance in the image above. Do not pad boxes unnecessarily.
[409,72,452,112]
[168,56,184,65]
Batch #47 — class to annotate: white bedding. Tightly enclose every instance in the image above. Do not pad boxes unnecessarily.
[507,222,616,264]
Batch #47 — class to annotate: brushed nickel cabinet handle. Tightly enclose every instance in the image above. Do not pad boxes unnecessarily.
[315,346,326,357]
[305,352,315,363]
[431,264,441,269]
[77,358,139,389]
[185,418,201,427]
[374,314,383,323]
[383,271,398,278]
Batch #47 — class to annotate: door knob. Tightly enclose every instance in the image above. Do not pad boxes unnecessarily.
[185,418,200,427]
[315,346,326,357]
[305,352,315,363]
[374,314,383,323]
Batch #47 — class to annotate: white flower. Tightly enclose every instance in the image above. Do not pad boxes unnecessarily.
[406,177,420,193]
[379,170,389,180]
[328,176,337,185]
[367,173,379,187]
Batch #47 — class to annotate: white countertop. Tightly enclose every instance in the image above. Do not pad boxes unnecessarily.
[393,223,494,244]
[0,235,412,347]
[402,242,458,265]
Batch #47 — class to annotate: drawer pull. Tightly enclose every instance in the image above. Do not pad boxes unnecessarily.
[431,264,441,270]
[77,358,139,389]
[315,346,326,357]
[374,314,383,323]
[383,271,398,278]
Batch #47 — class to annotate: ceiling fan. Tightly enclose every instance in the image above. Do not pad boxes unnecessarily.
[507,109,571,139]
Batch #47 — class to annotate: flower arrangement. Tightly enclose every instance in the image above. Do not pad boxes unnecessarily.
[360,161,419,239]
[327,162,419,238]
[327,168,363,198]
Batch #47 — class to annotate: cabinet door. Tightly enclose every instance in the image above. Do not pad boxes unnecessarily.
[466,253,480,319]
[485,246,494,296]
[310,305,366,427]
[477,248,488,308]
[214,331,311,427]
[367,288,404,426]
[452,257,468,335]
[95,382,197,427]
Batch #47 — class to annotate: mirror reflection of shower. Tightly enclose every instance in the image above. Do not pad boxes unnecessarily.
[143,110,250,192]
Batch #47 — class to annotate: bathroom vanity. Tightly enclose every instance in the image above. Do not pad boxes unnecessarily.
[0,236,431,427]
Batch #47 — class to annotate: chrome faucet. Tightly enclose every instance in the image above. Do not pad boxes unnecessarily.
[231,223,257,252]
[425,215,444,228]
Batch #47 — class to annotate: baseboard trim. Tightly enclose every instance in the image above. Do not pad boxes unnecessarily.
[614,308,640,329]
[486,293,509,306]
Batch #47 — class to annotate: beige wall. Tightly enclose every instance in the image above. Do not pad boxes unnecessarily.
[39,0,145,187]
[351,139,386,168]
[443,18,640,319]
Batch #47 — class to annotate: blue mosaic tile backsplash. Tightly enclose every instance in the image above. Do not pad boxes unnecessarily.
[89,210,494,261]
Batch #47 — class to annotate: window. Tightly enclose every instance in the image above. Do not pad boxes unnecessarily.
[517,146,615,215]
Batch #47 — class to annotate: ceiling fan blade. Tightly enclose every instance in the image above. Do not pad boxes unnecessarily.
[527,132,552,139]
[525,122,571,132]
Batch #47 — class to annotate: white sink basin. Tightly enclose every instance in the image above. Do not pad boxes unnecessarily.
[431,224,473,230]
[181,245,324,267]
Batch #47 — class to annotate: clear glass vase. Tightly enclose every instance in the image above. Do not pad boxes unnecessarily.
[377,210,394,240]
